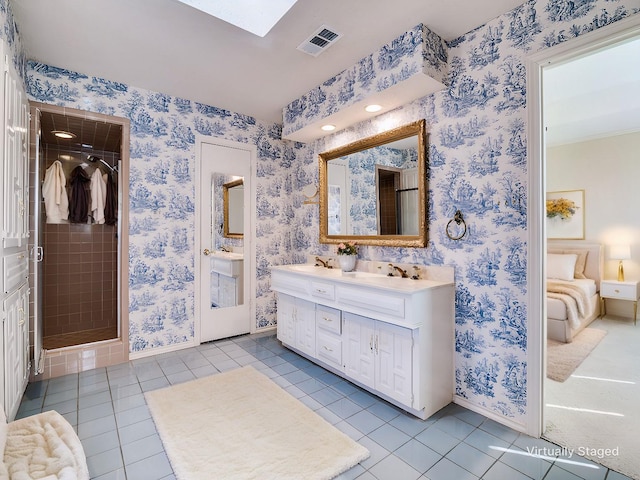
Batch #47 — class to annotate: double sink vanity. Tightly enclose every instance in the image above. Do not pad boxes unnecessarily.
[271,262,454,420]
[272,119,455,419]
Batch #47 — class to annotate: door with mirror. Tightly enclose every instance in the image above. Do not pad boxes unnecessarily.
[198,140,252,342]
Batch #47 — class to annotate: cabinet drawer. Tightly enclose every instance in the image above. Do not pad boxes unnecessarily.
[311,281,335,301]
[316,331,342,368]
[338,286,405,319]
[601,282,639,301]
[316,305,341,334]
[3,251,28,294]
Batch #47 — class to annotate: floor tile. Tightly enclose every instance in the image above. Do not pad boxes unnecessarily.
[426,458,479,480]
[445,441,495,477]
[482,460,532,480]
[394,438,441,474]
[367,423,411,452]
[367,454,421,480]
[415,425,460,455]
[346,409,386,435]
[17,332,621,480]
[498,445,553,479]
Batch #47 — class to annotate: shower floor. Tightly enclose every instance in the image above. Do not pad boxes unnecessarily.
[43,326,118,350]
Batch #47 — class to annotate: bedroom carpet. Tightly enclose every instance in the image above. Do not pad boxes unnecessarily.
[145,365,369,480]
[546,327,607,382]
[545,317,640,479]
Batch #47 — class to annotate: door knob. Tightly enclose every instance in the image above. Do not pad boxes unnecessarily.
[203,248,211,256]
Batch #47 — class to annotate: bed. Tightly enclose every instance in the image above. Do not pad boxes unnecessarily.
[546,241,603,343]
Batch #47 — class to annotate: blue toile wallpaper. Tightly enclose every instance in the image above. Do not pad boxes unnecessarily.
[4,0,640,427]
[289,0,640,425]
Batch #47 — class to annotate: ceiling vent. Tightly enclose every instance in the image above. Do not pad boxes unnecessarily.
[297,25,342,57]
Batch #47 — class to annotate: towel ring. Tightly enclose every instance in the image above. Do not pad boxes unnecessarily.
[446,210,467,240]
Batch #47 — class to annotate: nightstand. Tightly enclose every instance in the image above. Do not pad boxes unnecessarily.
[600,280,640,325]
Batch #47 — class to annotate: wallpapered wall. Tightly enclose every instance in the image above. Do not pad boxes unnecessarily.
[4,0,640,427]
[292,0,640,425]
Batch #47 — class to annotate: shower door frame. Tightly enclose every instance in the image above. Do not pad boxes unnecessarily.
[29,102,130,377]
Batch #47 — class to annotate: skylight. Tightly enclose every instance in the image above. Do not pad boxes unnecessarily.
[177,0,298,37]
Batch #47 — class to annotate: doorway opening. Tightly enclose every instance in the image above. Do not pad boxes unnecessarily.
[527,14,640,476]
[29,102,130,376]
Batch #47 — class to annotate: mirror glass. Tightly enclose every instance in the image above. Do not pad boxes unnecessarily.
[319,120,428,247]
[211,174,245,308]
[223,179,244,238]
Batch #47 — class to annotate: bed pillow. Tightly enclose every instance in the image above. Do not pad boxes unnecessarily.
[548,248,589,279]
[547,253,578,281]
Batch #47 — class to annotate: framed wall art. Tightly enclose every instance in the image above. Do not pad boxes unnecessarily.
[546,189,585,239]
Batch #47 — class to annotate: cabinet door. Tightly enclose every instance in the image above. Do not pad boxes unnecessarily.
[2,66,28,249]
[343,313,375,389]
[219,275,237,308]
[375,322,413,406]
[276,294,296,346]
[3,283,28,419]
[294,298,316,357]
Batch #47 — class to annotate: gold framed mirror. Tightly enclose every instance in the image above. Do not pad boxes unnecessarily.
[319,119,428,247]
[223,178,244,238]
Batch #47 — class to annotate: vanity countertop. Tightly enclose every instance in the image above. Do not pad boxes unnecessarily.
[271,264,452,293]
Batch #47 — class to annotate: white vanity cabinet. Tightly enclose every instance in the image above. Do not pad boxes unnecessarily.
[210,253,243,308]
[344,313,413,407]
[271,265,454,419]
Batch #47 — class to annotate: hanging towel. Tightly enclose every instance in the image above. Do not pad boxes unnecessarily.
[104,172,117,225]
[90,168,107,224]
[69,166,91,223]
[42,160,69,223]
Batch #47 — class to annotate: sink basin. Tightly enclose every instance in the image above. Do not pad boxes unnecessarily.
[212,251,243,260]
[287,264,339,274]
[340,271,382,279]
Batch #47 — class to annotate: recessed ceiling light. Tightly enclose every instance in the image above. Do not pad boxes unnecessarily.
[176,0,298,37]
[321,124,336,131]
[365,104,382,113]
[52,130,76,139]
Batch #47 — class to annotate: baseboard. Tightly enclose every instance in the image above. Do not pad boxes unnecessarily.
[129,339,199,360]
[453,395,528,435]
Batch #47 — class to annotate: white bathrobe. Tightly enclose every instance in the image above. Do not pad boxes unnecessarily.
[42,160,69,223]
[90,168,107,224]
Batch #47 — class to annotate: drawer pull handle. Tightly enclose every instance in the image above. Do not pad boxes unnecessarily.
[17,254,24,260]
[316,289,327,294]
[370,335,373,353]
[323,317,332,322]
[614,289,620,293]
[322,346,333,352]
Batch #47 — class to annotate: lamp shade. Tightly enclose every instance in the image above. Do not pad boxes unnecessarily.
[610,244,631,260]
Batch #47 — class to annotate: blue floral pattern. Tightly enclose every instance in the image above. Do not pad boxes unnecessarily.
[3,0,638,428]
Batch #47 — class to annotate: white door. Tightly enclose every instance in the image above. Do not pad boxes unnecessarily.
[197,139,253,342]
[343,313,375,389]
[375,322,413,406]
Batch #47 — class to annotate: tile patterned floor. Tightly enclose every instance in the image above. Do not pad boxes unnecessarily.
[17,333,632,480]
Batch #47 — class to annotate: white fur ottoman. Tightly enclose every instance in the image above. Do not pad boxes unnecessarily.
[1,409,89,480]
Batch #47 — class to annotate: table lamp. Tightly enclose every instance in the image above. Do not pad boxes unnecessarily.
[610,244,631,282]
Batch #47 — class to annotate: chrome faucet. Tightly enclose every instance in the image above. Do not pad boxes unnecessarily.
[220,245,231,252]
[387,263,409,278]
[315,257,332,268]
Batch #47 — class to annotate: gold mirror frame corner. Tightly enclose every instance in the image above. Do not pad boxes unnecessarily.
[223,178,244,239]
[319,119,428,248]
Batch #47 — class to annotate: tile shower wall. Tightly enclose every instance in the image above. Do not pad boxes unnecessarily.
[285,0,640,428]
[42,223,117,337]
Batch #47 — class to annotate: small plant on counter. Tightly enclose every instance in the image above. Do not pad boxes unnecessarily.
[337,242,358,256]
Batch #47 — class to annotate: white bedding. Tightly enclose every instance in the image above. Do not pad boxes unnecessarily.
[547,278,596,321]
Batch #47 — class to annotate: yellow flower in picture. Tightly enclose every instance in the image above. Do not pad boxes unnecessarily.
[546,197,577,220]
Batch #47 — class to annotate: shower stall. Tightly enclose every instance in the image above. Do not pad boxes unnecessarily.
[29,104,129,375]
